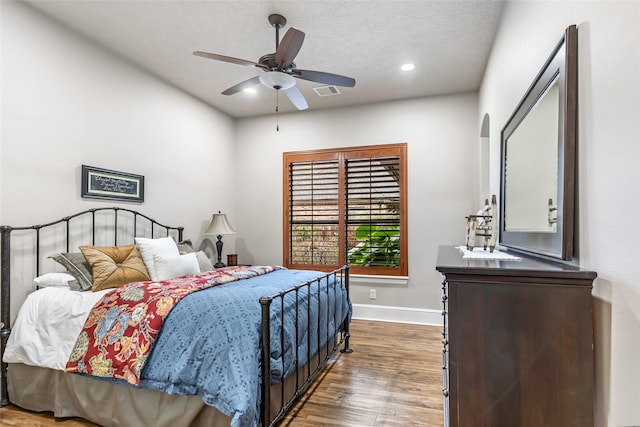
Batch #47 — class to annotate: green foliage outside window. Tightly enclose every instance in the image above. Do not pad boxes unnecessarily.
[347,224,400,267]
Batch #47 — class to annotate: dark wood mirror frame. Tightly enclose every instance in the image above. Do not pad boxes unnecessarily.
[499,25,578,260]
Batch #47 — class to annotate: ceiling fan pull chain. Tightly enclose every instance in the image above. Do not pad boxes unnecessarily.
[276,90,280,132]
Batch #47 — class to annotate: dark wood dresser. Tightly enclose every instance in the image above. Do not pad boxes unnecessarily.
[435,245,596,427]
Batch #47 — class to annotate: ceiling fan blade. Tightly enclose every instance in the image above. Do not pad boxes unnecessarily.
[283,85,308,110]
[275,28,305,68]
[222,76,261,95]
[193,51,260,67]
[292,69,356,87]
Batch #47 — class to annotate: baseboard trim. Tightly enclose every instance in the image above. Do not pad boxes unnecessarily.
[352,303,443,326]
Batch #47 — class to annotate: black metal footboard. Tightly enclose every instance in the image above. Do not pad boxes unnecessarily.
[259,265,352,426]
[0,207,184,407]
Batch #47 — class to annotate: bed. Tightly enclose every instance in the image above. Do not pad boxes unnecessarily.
[0,207,352,427]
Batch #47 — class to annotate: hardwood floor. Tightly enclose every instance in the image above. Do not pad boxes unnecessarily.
[0,320,443,426]
[280,320,444,426]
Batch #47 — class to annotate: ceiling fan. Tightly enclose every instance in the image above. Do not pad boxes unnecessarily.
[193,14,356,110]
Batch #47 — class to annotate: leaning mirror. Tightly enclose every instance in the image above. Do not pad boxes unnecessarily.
[499,25,577,260]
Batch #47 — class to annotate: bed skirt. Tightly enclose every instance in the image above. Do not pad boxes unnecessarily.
[7,360,322,426]
[8,363,231,426]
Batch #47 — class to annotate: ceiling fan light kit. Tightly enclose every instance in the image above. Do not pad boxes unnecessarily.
[193,13,356,112]
[259,71,296,90]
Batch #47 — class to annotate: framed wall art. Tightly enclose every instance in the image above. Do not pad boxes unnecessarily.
[81,165,144,203]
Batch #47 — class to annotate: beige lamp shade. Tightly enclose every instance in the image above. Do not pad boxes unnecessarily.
[204,212,236,236]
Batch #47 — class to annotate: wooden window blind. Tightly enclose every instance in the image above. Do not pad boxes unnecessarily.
[345,155,401,268]
[284,144,407,276]
[288,159,340,265]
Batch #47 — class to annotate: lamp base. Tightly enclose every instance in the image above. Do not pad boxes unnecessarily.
[215,234,226,269]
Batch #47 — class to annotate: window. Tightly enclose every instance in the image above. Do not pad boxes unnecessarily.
[283,143,407,276]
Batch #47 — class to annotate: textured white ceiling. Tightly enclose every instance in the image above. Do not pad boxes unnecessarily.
[24,0,505,118]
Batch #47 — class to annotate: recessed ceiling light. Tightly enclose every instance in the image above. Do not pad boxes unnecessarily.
[401,63,415,71]
[243,87,257,94]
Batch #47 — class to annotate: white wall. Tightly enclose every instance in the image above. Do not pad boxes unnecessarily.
[234,94,479,320]
[1,2,236,316]
[479,2,640,426]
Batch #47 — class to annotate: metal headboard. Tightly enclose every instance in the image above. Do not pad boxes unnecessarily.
[0,206,184,405]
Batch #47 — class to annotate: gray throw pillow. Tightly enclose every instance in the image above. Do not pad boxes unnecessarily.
[196,251,214,272]
[177,239,195,254]
[49,252,93,291]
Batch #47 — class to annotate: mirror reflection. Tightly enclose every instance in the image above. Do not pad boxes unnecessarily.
[504,77,559,232]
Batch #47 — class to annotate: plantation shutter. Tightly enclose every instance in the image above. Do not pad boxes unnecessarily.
[284,143,407,276]
[345,155,401,268]
[288,159,340,265]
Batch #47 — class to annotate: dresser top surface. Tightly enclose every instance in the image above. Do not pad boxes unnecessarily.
[435,245,597,280]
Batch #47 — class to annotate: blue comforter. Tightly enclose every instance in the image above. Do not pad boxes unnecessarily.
[130,268,349,427]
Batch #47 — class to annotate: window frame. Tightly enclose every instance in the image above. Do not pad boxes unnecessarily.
[283,143,408,276]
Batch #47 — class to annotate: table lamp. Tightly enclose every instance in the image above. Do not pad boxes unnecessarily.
[204,211,236,268]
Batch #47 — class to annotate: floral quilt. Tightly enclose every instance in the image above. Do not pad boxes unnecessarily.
[65,265,280,385]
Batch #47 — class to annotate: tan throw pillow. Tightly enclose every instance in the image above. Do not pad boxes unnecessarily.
[79,245,150,292]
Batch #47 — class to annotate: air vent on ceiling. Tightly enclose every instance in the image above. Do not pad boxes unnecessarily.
[313,85,341,97]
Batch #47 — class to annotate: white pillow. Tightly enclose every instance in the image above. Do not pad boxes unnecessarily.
[33,272,76,288]
[135,236,180,281]
[153,252,200,281]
